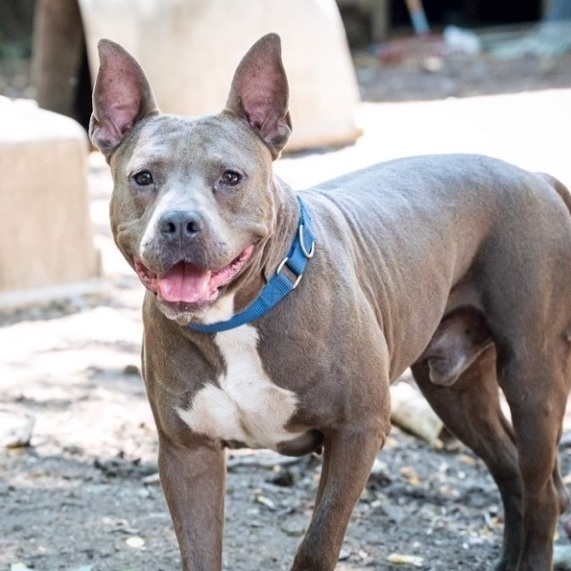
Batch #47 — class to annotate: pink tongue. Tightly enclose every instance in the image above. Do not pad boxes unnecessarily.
[157,262,212,303]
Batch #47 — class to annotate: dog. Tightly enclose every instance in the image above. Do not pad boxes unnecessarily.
[90,33,571,571]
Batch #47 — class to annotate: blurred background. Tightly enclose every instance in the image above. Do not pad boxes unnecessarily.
[2,0,571,124]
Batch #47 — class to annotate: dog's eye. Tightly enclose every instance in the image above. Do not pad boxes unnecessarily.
[133,170,154,186]
[220,170,242,186]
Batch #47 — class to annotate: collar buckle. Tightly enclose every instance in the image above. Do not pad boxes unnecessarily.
[275,221,316,290]
[276,255,303,289]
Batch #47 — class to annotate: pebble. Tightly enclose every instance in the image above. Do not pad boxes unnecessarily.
[338,549,351,561]
[126,535,145,549]
[255,495,276,510]
[123,364,140,376]
[280,521,306,537]
[269,468,295,487]
[0,409,35,448]
[142,472,161,485]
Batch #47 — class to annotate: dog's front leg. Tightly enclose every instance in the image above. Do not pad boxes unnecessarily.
[158,434,226,571]
[291,423,386,571]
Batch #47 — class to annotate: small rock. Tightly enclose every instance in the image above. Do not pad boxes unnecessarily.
[338,549,351,561]
[400,466,420,486]
[280,521,306,537]
[0,409,35,448]
[63,444,84,456]
[126,535,145,549]
[123,364,140,376]
[269,468,295,487]
[370,458,386,476]
[368,458,391,487]
[357,549,371,562]
[142,472,161,485]
[255,495,276,510]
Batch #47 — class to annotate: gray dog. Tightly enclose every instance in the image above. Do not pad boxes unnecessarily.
[90,33,571,571]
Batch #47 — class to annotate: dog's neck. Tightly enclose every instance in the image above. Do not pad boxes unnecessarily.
[231,175,300,315]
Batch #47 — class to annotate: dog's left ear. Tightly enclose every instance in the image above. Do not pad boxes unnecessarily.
[225,33,292,159]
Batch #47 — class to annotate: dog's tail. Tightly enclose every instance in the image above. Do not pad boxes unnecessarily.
[539,172,571,216]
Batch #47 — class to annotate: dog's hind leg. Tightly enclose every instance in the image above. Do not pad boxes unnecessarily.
[412,345,524,571]
[494,340,570,571]
[483,246,571,569]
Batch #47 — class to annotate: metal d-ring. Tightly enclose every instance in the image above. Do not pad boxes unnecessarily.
[298,224,315,259]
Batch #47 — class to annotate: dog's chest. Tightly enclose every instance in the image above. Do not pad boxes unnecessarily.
[178,325,299,450]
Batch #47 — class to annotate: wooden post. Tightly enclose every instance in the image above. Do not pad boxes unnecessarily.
[32,0,85,119]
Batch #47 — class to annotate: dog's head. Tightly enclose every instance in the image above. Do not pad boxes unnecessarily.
[90,34,292,324]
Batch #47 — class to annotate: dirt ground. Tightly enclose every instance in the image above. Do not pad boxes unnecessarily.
[2,48,571,571]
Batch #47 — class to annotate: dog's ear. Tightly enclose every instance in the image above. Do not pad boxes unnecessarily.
[89,39,159,159]
[225,33,292,159]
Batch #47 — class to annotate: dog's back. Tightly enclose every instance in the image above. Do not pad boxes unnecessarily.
[300,153,571,379]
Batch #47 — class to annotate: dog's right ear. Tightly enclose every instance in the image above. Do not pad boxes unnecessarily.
[89,40,159,159]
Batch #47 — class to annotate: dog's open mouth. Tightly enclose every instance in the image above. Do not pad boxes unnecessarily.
[134,245,255,307]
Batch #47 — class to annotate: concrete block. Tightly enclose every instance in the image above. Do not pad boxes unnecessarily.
[0,97,100,303]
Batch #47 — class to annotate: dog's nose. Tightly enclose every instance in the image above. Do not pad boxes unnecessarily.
[159,210,202,241]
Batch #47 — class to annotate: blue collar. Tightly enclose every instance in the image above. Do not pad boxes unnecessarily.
[187,197,315,334]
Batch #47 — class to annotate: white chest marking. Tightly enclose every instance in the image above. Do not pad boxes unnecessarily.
[177,323,299,450]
